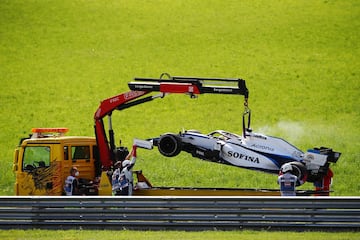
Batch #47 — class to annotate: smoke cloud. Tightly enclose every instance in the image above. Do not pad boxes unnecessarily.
[258,121,304,144]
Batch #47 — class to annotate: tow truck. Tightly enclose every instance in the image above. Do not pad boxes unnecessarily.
[13,74,339,196]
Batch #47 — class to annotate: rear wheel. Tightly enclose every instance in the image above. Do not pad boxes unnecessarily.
[288,161,308,185]
[158,134,182,157]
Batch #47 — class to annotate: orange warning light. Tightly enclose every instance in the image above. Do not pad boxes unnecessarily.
[31,128,69,134]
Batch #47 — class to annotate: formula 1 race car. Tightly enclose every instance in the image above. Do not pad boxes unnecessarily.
[150,121,341,185]
[135,74,340,186]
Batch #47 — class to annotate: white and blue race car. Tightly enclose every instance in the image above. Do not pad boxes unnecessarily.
[151,128,341,185]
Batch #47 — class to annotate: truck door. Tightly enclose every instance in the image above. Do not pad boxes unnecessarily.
[15,144,62,195]
[68,145,96,182]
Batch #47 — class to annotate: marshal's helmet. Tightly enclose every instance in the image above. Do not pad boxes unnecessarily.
[281,163,293,173]
[122,160,130,167]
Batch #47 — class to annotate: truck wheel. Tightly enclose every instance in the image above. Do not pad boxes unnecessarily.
[289,161,308,185]
[158,134,182,157]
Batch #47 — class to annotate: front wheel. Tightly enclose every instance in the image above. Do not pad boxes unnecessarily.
[158,134,182,157]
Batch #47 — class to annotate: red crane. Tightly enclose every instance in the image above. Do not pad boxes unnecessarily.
[93,74,249,170]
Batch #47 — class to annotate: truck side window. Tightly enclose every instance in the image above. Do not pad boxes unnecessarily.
[72,146,90,161]
[23,146,51,171]
[64,146,69,160]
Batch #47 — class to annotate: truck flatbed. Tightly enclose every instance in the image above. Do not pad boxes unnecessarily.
[133,186,320,196]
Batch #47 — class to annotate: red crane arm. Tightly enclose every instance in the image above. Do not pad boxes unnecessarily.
[94,90,150,169]
[94,75,248,170]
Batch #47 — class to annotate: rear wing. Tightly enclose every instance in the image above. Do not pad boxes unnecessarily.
[128,75,249,99]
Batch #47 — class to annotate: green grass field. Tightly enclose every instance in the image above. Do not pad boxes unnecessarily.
[1,0,359,238]
[1,0,359,196]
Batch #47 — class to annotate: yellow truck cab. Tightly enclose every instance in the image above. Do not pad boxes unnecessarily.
[13,128,102,196]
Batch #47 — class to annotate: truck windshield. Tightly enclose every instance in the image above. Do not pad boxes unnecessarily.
[23,146,50,171]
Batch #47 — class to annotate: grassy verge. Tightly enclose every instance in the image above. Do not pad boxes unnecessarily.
[0,230,359,240]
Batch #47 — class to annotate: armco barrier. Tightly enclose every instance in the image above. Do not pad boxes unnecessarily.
[0,196,359,231]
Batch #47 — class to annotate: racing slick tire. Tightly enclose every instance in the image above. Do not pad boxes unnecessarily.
[288,161,308,186]
[158,134,182,157]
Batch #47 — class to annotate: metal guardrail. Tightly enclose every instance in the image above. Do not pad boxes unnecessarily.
[0,196,359,231]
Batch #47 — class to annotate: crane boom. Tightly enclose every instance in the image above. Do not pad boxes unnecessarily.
[129,76,249,98]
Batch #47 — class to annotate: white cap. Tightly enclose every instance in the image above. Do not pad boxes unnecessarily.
[281,163,293,173]
[122,160,130,167]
